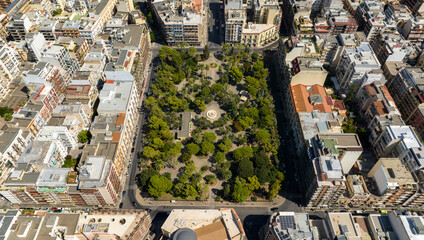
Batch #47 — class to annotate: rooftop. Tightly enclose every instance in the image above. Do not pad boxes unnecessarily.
[97,81,134,114]
[291,84,333,113]
[78,156,111,188]
[36,167,70,189]
[161,209,244,239]
[36,213,80,240]
[327,212,360,239]
[271,212,313,240]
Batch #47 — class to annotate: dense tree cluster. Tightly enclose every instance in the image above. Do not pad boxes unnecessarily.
[138,45,283,202]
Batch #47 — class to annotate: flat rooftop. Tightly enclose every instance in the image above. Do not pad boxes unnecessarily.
[36,213,80,240]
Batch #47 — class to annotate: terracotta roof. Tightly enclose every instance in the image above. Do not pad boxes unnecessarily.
[111,132,121,142]
[365,84,377,96]
[116,113,126,127]
[380,85,394,102]
[333,100,346,111]
[66,85,91,96]
[291,84,333,113]
[194,220,229,240]
[372,101,388,115]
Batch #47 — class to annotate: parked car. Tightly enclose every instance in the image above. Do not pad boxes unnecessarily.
[119,203,123,208]
[133,202,138,207]
[122,191,126,197]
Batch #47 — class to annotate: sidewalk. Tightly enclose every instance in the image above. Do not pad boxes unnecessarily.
[131,185,286,208]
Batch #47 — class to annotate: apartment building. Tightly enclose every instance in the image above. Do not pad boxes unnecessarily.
[369,33,414,66]
[56,37,89,65]
[336,43,380,89]
[78,156,120,206]
[37,126,78,149]
[401,0,424,16]
[326,212,361,239]
[38,19,58,41]
[345,175,370,207]
[61,20,81,38]
[78,17,103,44]
[241,23,278,47]
[225,0,245,44]
[367,214,397,240]
[356,81,401,132]
[50,104,90,139]
[0,41,20,100]
[355,0,387,41]
[0,0,12,10]
[94,73,139,178]
[11,104,47,138]
[368,158,422,207]
[21,62,68,98]
[264,212,313,239]
[311,133,363,175]
[0,128,28,184]
[315,16,358,35]
[93,0,119,24]
[307,156,346,207]
[39,42,80,77]
[400,17,424,43]
[389,212,424,239]
[5,12,32,41]
[373,125,422,159]
[152,0,205,46]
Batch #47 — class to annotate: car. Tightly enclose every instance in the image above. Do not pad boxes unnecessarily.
[126,172,129,176]
[133,202,138,207]
[122,191,126,196]
[119,203,123,208]
[271,207,279,212]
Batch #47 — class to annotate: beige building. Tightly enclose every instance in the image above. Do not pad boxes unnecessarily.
[241,23,278,47]
[161,209,245,240]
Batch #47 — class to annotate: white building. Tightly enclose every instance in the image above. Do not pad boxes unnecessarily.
[79,17,103,44]
[336,43,380,89]
[373,125,422,159]
[0,128,28,183]
[37,126,78,149]
[0,41,21,99]
[388,211,424,240]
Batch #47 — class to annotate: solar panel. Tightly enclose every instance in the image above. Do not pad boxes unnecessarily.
[279,216,296,230]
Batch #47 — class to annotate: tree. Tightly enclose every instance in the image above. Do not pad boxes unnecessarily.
[62,157,78,169]
[214,151,225,163]
[200,141,215,155]
[188,47,198,59]
[268,180,281,200]
[232,179,251,202]
[137,168,159,190]
[248,176,260,191]
[203,132,217,143]
[143,146,157,159]
[222,44,232,56]
[148,175,173,198]
[193,117,212,129]
[253,151,269,168]
[229,66,243,83]
[237,160,254,178]
[194,100,206,113]
[3,113,12,121]
[181,152,191,163]
[204,174,217,184]
[218,137,232,152]
[232,146,253,161]
[78,130,91,143]
[211,83,224,94]
[186,143,201,155]
[255,129,271,144]
[202,45,210,60]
